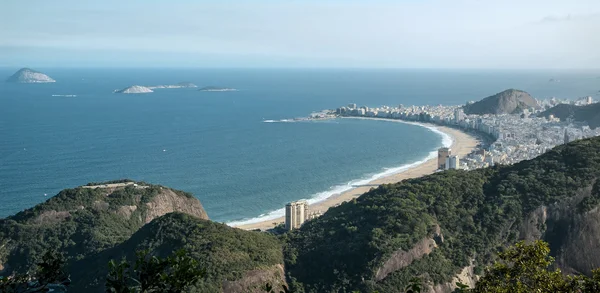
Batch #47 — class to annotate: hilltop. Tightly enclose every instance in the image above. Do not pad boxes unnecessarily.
[0,180,207,275]
[539,103,600,129]
[6,68,56,83]
[463,89,539,115]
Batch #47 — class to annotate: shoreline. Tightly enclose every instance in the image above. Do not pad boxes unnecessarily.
[233,118,480,231]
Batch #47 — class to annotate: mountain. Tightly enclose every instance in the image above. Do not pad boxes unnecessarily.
[463,89,539,115]
[0,180,207,275]
[284,136,600,293]
[539,103,600,129]
[114,85,154,94]
[69,213,285,293]
[6,68,56,83]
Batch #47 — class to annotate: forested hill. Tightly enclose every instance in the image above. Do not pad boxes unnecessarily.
[69,213,285,293]
[0,181,208,275]
[283,136,600,293]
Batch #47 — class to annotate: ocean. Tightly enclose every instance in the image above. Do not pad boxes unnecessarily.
[1,68,599,224]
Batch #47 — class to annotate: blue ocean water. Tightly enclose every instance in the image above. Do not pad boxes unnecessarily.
[1,68,599,223]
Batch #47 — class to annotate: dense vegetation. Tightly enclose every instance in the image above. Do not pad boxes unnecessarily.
[0,182,193,274]
[70,212,284,292]
[284,137,600,292]
[463,240,600,293]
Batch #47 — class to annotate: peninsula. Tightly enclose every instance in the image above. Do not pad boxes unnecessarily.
[6,68,56,83]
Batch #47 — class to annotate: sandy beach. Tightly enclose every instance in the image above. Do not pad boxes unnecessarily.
[234,119,480,231]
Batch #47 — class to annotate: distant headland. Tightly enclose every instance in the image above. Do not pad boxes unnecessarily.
[6,68,56,83]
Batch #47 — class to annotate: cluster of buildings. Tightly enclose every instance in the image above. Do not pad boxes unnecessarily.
[336,97,600,171]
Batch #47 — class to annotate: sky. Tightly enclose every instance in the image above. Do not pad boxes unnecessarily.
[1,0,599,68]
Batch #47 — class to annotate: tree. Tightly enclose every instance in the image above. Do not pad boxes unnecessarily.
[105,249,205,293]
[456,240,600,293]
[0,250,70,293]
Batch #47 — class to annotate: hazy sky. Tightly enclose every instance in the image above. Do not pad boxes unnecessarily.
[1,0,599,68]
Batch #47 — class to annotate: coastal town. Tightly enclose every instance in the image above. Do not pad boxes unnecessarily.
[279,93,600,231]
[331,96,599,170]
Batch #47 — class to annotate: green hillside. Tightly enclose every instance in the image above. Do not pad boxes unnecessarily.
[69,212,285,293]
[284,137,600,292]
[0,181,207,275]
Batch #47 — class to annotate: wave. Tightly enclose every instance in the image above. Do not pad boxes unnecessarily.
[227,119,454,227]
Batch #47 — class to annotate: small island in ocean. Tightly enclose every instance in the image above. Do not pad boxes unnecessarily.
[114,85,154,94]
[199,86,237,92]
[6,68,56,83]
[148,82,198,89]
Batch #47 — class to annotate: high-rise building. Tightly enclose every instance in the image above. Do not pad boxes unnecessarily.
[285,200,309,230]
[438,147,451,170]
[445,155,460,170]
[454,108,464,124]
[348,103,357,109]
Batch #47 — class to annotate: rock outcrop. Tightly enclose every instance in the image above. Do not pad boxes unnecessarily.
[144,188,208,223]
[463,89,539,115]
[375,226,442,281]
[6,68,56,83]
[114,85,154,94]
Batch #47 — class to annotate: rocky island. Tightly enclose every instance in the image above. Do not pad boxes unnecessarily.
[114,85,154,94]
[148,82,198,89]
[199,86,237,92]
[6,68,56,83]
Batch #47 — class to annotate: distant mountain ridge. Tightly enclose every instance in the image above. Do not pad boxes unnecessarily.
[463,89,540,115]
[6,68,56,83]
[539,103,600,129]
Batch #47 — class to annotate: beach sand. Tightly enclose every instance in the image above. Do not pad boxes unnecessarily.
[234,120,480,231]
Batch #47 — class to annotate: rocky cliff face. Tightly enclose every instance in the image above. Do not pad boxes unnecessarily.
[518,181,600,275]
[6,68,56,83]
[144,187,208,223]
[463,89,539,115]
[376,225,442,281]
[222,264,287,293]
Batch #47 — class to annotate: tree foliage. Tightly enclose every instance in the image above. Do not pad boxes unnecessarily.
[458,240,600,293]
[105,249,205,293]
